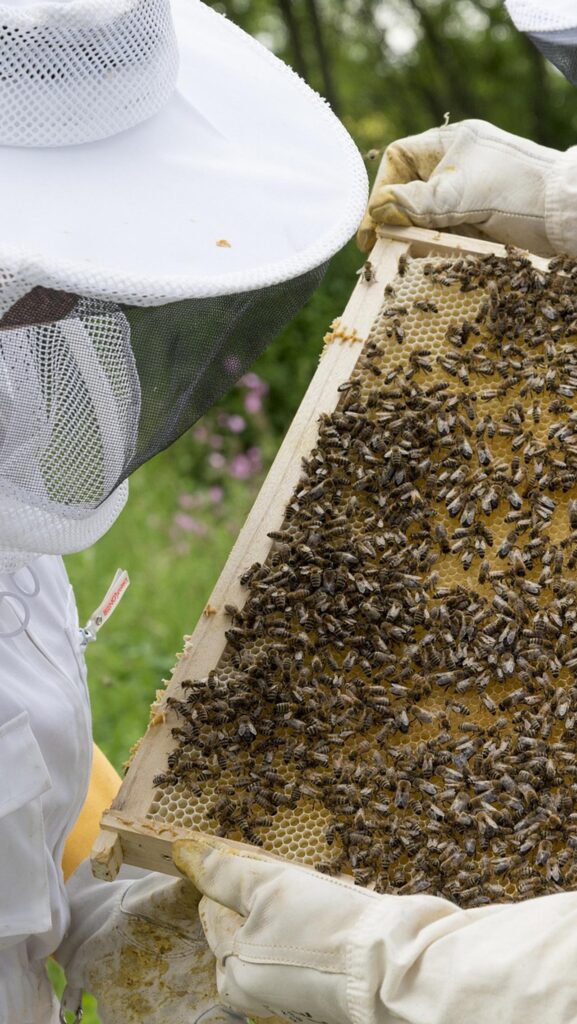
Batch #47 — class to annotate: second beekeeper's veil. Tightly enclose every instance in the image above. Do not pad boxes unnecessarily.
[506,1,577,85]
[0,0,367,571]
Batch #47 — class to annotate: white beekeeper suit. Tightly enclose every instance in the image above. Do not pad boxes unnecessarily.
[0,556,91,1023]
[169,3,577,1024]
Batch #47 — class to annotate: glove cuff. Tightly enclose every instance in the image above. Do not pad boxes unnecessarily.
[545,146,577,258]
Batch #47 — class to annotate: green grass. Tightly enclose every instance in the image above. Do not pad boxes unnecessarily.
[65,437,263,772]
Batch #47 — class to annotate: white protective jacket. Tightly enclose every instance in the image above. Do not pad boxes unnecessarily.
[0,554,92,1022]
[0,554,139,1024]
[0,554,243,1024]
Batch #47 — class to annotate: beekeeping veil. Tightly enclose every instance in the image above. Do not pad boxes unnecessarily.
[506,1,577,85]
[0,0,366,572]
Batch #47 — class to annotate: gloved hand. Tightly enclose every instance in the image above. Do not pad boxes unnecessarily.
[57,860,246,1024]
[357,119,565,256]
[175,835,577,1024]
[174,836,385,1024]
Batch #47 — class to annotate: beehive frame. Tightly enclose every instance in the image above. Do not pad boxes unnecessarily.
[92,225,550,883]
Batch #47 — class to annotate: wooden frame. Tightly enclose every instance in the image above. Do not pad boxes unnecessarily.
[92,225,545,881]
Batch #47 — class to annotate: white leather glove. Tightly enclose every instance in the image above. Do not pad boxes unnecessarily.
[174,836,382,1024]
[175,835,577,1024]
[357,119,576,257]
[57,860,245,1024]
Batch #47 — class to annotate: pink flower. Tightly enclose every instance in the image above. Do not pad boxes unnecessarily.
[229,414,246,434]
[209,486,225,504]
[241,372,268,394]
[193,424,208,442]
[173,513,208,536]
[178,492,203,510]
[209,451,226,469]
[229,454,253,480]
[208,433,224,449]
[217,412,246,433]
[244,392,262,415]
[224,355,242,376]
[247,446,262,469]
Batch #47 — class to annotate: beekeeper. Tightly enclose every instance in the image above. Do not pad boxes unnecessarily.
[0,0,366,1019]
[171,3,577,1024]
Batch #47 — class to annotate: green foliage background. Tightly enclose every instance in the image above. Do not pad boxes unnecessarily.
[55,2,577,1019]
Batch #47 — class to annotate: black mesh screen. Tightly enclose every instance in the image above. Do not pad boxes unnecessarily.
[0,262,328,511]
[122,261,328,481]
[529,28,577,86]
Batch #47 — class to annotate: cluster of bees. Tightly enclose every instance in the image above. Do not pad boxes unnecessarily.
[156,247,577,906]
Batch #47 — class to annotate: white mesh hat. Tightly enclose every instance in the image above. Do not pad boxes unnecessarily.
[0,0,367,571]
[506,1,576,33]
[506,1,577,85]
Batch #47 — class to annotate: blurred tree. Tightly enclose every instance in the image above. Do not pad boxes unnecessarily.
[277,0,308,78]
[304,0,340,113]
[208,0,577,152]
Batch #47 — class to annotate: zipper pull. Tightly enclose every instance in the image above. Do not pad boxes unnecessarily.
[80,569,130,647]
[60,984,83,1023]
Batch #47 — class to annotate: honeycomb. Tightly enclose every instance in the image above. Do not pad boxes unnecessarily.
[151,248,577,907]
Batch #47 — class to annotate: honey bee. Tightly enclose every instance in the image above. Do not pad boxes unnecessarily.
[394,780,411,809]
[356,260,376,284]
